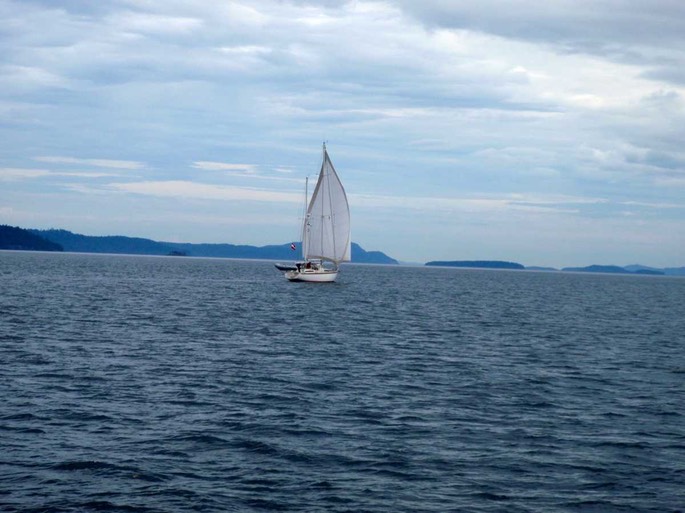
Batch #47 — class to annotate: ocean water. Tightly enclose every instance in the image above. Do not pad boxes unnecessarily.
[1,251,684,513]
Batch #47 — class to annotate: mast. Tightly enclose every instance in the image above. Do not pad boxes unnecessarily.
[324,145,336,266]
[321,142,328,263]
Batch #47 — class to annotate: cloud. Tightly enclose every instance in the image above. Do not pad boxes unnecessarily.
[352,191,606,215]
[0,167,51,181]
[59,171,118,178]
[192,161,258,172]
[653,177,685,188]
[394,1,685,70]
[107,180,301,203]
[0,166,121,182]
[190,161,304,183]
[0,65,70,91]
[620,200,685,209]
[34,156,145,170]
[107,11,203,36]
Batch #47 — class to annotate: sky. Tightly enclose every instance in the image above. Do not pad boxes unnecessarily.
[1,0,684,267]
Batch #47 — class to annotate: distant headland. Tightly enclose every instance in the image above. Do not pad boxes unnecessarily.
[0,226,398,265]
[0,225,63,252]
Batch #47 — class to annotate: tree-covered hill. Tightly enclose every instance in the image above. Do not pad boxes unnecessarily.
[0,225,63,251]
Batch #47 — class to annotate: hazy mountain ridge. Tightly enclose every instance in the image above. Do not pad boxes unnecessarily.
[1,226,681,274]
[29,228,398,264]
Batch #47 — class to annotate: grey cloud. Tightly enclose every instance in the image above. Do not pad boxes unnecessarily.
[395,0,685,83]
[7,0,119,15]
[395,1,685,47]
[627,149,685,174]
[641,66,685,86]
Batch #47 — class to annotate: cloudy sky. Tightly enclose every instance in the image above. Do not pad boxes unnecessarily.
[1,0,684,266]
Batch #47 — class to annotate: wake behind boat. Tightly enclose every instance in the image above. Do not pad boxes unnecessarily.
[275,143,351,282]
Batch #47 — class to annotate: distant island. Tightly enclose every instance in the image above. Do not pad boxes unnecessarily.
[426,260,525,270]
[0,225,63,252]
[25,228,398,265]
[424,259,682,276]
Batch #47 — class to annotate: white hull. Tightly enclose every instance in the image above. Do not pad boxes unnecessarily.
[285,269,338,282]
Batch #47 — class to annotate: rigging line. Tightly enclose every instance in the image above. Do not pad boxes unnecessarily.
[301,175,309,260]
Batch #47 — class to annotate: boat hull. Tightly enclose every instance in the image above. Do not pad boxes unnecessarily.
[285,269,338,282]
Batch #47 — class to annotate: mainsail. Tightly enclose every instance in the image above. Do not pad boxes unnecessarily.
[302,145,351,265]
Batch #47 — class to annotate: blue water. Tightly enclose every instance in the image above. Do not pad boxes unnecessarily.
[1,251,684,512]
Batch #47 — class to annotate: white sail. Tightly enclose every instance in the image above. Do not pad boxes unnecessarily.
[303,145,351,265]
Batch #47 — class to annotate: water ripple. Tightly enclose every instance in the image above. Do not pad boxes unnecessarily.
[1,253,684,512]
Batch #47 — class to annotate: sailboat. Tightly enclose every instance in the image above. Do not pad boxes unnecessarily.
[276,143,351,282]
